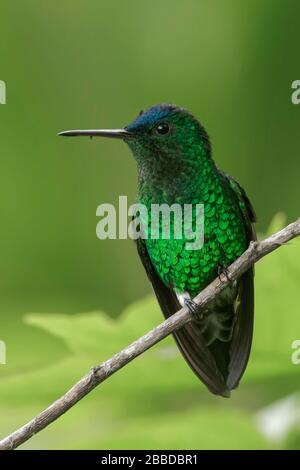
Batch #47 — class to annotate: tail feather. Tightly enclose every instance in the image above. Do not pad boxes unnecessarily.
[172,322,230,397]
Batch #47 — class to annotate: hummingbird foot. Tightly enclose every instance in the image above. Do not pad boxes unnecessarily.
[218,263,231,282]
[184,298,204,321]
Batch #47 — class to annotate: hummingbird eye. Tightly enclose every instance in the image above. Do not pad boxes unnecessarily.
[154,122,171,136]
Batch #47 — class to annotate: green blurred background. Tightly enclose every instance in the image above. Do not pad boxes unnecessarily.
[0,0,300,450]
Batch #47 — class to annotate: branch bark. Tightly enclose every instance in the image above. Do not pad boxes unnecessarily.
[1,218,300,450]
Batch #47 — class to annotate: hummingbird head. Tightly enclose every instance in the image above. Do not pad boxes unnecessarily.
[124,104,211,166]
[58,104,211,182]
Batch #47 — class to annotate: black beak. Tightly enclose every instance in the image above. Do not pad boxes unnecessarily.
[57,128,134,139]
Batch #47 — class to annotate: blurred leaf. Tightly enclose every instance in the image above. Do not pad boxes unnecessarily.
[24,296,164,358]
[0,295,268,449]
[0,326,267,450]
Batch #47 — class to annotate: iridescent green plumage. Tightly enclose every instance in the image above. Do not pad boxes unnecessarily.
[59,103,256,397]
[126,107,249,297]
[138,163,248,298]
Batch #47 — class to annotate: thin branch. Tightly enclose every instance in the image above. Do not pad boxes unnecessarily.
[1,218,300,450]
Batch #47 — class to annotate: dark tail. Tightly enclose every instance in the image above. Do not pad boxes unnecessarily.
[172,323,231,397]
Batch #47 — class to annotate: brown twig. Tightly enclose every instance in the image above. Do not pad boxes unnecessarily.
[0,218,300,450]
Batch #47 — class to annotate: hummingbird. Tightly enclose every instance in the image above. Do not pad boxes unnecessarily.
[59,104,256,397]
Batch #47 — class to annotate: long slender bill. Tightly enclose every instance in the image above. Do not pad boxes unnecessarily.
[57,129,134,139]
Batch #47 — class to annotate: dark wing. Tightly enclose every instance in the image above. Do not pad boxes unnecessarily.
[135,236,229,397]
[221,173,256,390]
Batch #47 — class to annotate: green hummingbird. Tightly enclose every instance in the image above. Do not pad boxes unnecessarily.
[59,104,256,397]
